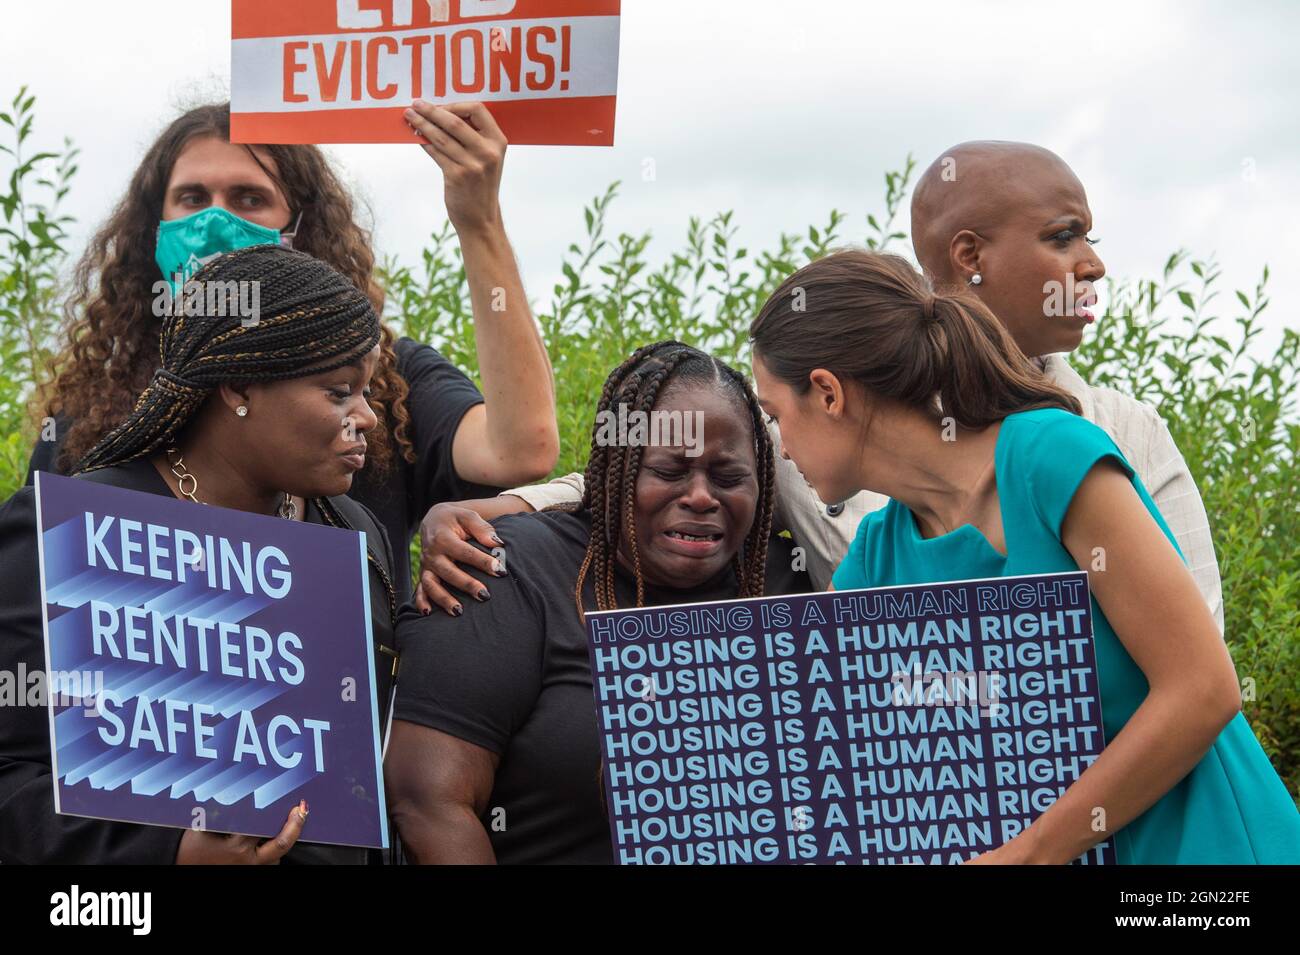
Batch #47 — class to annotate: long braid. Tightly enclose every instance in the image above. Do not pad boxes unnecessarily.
[717,361,775,597]
[574,345,673,620]
[74,245,380,474]
[595,368,646,611]
[616,349,695,608]
[575,341,779,813]
[573,341,777,621]
[596,351,689,612]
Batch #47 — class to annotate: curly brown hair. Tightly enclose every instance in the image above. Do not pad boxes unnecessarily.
[33,102,414,474]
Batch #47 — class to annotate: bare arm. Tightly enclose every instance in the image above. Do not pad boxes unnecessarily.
[385,719,500,864]
[983,460,1241,864]
[405,100,559,487]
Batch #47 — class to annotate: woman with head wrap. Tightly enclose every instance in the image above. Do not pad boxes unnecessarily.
[0,244,397,864]
[26,98,559,607]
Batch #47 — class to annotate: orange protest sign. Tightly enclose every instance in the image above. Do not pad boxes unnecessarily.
[231,0,620,145]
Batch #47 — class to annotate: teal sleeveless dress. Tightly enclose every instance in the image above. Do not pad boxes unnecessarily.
[831,407,1300,864]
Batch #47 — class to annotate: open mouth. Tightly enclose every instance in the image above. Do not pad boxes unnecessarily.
[665,530,723,543]
[662,527,725,557]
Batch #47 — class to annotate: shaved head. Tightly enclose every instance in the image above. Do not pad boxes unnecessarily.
[911,141,1083,285]
[906,141,1105,358]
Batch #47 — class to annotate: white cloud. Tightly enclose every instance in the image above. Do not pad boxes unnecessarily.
[1,0,1295,356]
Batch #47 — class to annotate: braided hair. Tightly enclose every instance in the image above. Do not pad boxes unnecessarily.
[571,341,777,621]
[73,244,380,474]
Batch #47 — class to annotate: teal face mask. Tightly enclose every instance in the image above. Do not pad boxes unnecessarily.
[155,206,299,292]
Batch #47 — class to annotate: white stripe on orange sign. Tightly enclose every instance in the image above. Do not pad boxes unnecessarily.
[231,16,619,112]
[231,95,616,145]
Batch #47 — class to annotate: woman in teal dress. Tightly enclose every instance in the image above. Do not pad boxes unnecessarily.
[749,249,1300,864]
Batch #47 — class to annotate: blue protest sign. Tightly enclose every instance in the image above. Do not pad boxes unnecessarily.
[34,472,387,849]
[585,571,1113,864]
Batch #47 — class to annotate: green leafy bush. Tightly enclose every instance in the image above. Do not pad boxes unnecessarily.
[4,90,1296,803]
[1071,254,1300,797]
[0,87,76,489]
[382,168,1300,804]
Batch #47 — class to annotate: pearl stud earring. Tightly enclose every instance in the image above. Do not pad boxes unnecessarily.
[969,273,983,286]
[236,406,248,417]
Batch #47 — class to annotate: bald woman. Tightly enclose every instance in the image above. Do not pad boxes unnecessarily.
[906,141,1220,629]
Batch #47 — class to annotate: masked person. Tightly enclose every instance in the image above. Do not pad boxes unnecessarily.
[0,245,396,864]
[24,99,559,599]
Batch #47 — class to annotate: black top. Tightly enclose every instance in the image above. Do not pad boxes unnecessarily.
[25,337,502,601]
[0,457,397,864]
[392,508,812,865]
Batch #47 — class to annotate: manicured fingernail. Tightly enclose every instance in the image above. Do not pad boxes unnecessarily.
[477,589,491,601]
[492,534,504,545]
[451,604,463,616]
[493,560,505,576]
[421,607,431,616]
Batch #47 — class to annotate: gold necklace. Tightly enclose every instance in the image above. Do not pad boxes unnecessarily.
[165,447,297,520]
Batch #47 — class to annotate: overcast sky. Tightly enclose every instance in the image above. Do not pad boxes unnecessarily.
[4,0,1297,356]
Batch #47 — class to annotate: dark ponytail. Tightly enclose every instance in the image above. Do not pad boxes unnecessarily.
[749,249,1080,427]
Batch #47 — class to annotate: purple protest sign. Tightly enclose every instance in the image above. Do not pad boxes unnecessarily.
[34,472,387,849]
[585,571,1113,864]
